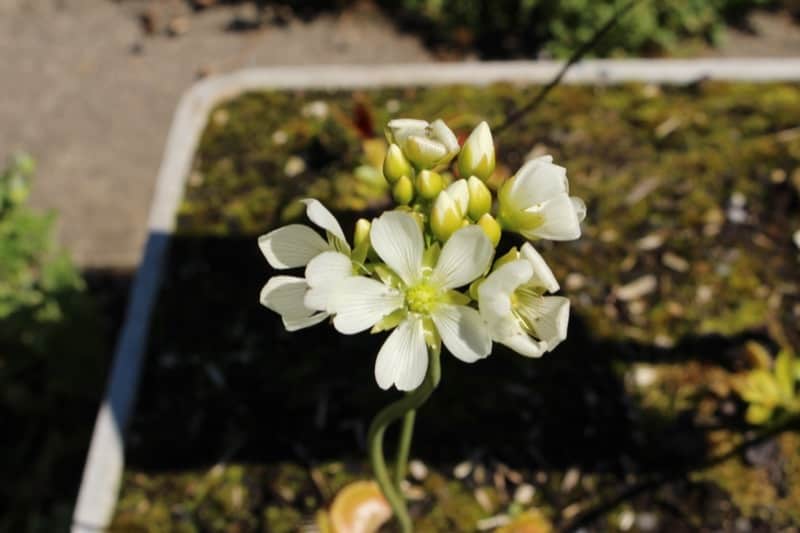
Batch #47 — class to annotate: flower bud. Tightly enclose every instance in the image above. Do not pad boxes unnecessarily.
[383,143,413,184]
[445,179,469,217]
[404,135,448,169]
[392,175,414,205]
[385,118,428,146]
[467,176,492,220]
[458,121,495,181]
[429,119,460,157]
[354,218,371,249]
[477,213,502,247]
[416,170,443,200]
[384,118,459,170]
[430,190,463,242]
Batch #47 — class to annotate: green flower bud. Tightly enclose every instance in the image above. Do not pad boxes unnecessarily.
[458,121,495,181]
[383,143,413,184]
[477,213,502,247]
[467,176,492,220]
[430,190,463,242]
[405,135,448,169]
[392,175,414,205]
[416,170,443,200]
[354,218,371,249]
[445,179,469,217]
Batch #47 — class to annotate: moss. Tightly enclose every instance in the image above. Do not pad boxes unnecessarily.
[113,82,800,530]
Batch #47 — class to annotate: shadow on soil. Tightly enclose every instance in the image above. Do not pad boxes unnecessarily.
[124,232,768,485]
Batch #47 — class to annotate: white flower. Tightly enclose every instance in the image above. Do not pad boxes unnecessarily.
[329,211,494,391]
[258,199,353,330]
[478,243,569,357]
[385,118,459,170]
[497,155,586,241]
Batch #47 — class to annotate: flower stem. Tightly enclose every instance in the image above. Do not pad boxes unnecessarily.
[367,346,441,533]
[394,409,416,487]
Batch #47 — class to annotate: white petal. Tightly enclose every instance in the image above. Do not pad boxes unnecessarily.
[283,312,328,332]
[571,196,587,223]
[330,277,404,334]
[518,295,570,350]
[260,276,314,320]
[405,135,447,167]
[510,156,568,207]
[386,118,429,145]
[431,304,491,363]
[433,226,494,289]
[445,179,469,216]
[478,260,532,338]
[301,198,349,250]
[370,211,424,286]
[258,224,329,269]
[500,333,547,358]
[304,251,353,311]
[374,316,428,391]
[519,243,559,293]
[522,194,582,241]
[430,119,459,154]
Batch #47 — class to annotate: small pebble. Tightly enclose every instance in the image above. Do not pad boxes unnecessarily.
[284,156,306,177]
[408,460,428,481]
[565,272,586,291]
[561,467,580,493]
[627,299,647,316]
[727,206,747,223]
[615,275,657,301]
[636,233,664,251]
[474,487,494,512]
[654,334,675,348]
[632,365,657,387]
[302,100,329,119]
[272,130,288,145]
[619,509,635,531]
[793,229,800,249]
[513,483,535,504]
[473,464,487,484]
[661,252,689,272]
[453,461,472,479]
[476,515,510,531]
[696,285,713,304]
[770,168,786,183]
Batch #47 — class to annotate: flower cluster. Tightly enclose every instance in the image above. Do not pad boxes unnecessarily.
[259,118,585,391]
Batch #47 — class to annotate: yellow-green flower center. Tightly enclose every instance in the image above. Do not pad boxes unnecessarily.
[406,282,441,315]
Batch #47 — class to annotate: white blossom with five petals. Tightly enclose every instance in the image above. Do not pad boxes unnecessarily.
[327,211,494,391]
[478,243,569,358]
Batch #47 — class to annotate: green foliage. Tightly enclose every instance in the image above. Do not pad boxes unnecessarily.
[382,0,779,58]
[737,346,800,425]
[0,154,106,531]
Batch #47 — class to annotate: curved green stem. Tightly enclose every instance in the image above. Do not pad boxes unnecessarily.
[368,346,441,533]
[394,410,416,487]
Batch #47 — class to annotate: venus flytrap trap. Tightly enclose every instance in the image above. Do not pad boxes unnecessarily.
[258,118,585,532]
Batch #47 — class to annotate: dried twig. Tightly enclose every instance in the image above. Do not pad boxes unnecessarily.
[493,0,647,136]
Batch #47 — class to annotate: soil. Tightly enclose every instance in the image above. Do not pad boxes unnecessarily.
[111,83,800,531]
